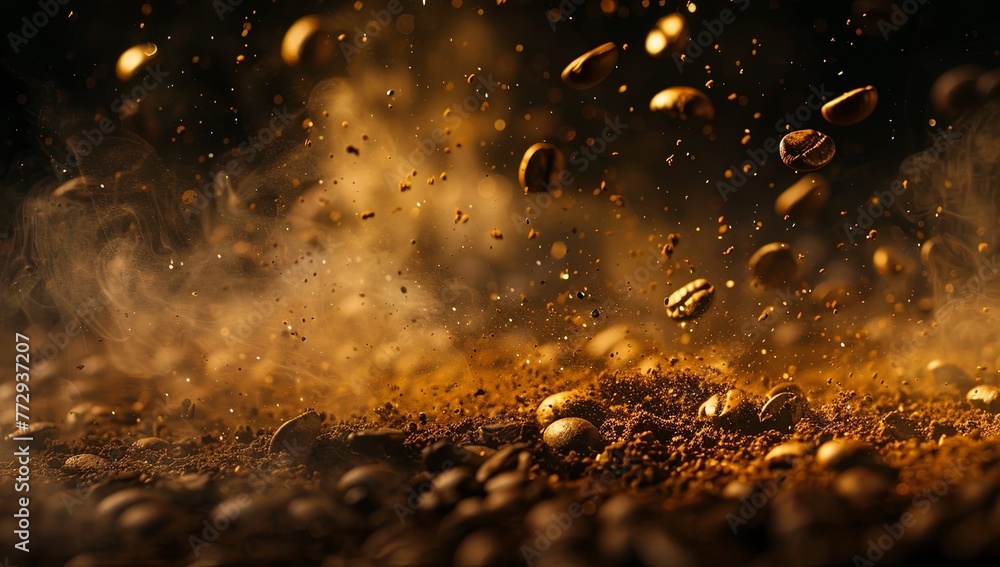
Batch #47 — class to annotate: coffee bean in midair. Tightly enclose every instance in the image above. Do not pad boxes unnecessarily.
[775,174,829,219]
[821,86,878,125]
[649,86,715,120]
[518,142,565,193]
[665,278,715,320]
[779,129,836,171]
[748,242,797,288]
[966,385,1000,413]
[543,417,604,455]
[561,42,618,89]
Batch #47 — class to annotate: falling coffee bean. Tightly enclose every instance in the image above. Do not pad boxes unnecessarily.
[821,86,878,126]
[518,142,565,193]
[561,42,618,89]
[966,385,1000,413]
[645,14,688,57]
[775,174,829,219]
[649,86,715,120]
[542,417,604,455]
[665,278,715,320]
[748,242,797,288]
[779,129,836,171]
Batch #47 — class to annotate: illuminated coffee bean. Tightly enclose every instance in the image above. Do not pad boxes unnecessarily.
[779,129,836,171]
[872,245,914,277]
[966,385,1000,413]
[269,409,322,461]
[766,382,805,400]
[665,278,715,320]
[775,174,829,219]
[748,242,797,288]
[561,42,618,89]
[759,392,806,433]
[821,86,878,126]
[926,360,975,392]
[698,393,721,418]
[542,417,604,455]
[649,86,715,120]
[713,389,759,433]
[63,453,108,474]
[763,441,812,467]
[536,390,607,428]
[815,439,881,471]
[645,14,688,56]
[518,142,565,193]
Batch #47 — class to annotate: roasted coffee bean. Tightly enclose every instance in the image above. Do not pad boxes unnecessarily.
[775,174,829,219]
[815,439,881,471]
[650,86,715,120]
[475,421,532,446]
[966,385,1000,413]
[117,500,177,543]
[766,382,805,400]
[698,393,721,418]
[931,64,983,119]
[96,489,165,526]
[759,392,806,433]
[764,441,812,467]
[821,85,878,125]
[645,13,687,56]
[518,142,565,193]
[63,453,108,474]
[665,278,715,320]
[269,409,321,461]
[779,129,836,171]
[561,42,618,89]
[347,427,406,456]
[536,390,607,428]
[422,440,477,472]
[749,242,797,288]
[927,360,976,392]
[543,418,604,455]
[713,389,759,433]
[475,444,526,483]
[132,437,170,453]
[454,529,513,567]
[834,466,893,504]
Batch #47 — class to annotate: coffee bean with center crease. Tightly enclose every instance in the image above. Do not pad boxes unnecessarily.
[821,85,878,125]
[518,142,565,193]
[561,42,618,89]
[269,409,322,461]
[536,390,607,428]
[543,418,604,455]
[665,278,715,320]
[759,392,807,433]
[779,129,836,171]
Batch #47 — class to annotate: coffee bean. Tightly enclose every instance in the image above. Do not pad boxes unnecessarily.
[269,409,322,461]
[536,390,607,428]
[518,142,565,193]
[764,441,812,467]
[347,427,406,456]
[453,529,513,567]
[422,440,478,472]
[543,417,604,455]
[132,437,170,453]
[759,392,806,433]
[561,42,618,89]
[966,385,1000,413]
[931,64,984,119]
[815,439,881,471]
[645,14,687,56]
[63,453,108,474]
[698,393,721,418]
[476,421,533,446]
[748,242,797,288]
[766,382,805,400]
[96,488,165,526]
[117,500,177,543]
[927,360,976,392]
[834,467,892,504]
[779,129,836,171]
[775,174,829,219]
[665,278,715,320]
[649,86,715,120]
[338,464,403,510]
[821,85,878,125]
[475,444,526,483]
